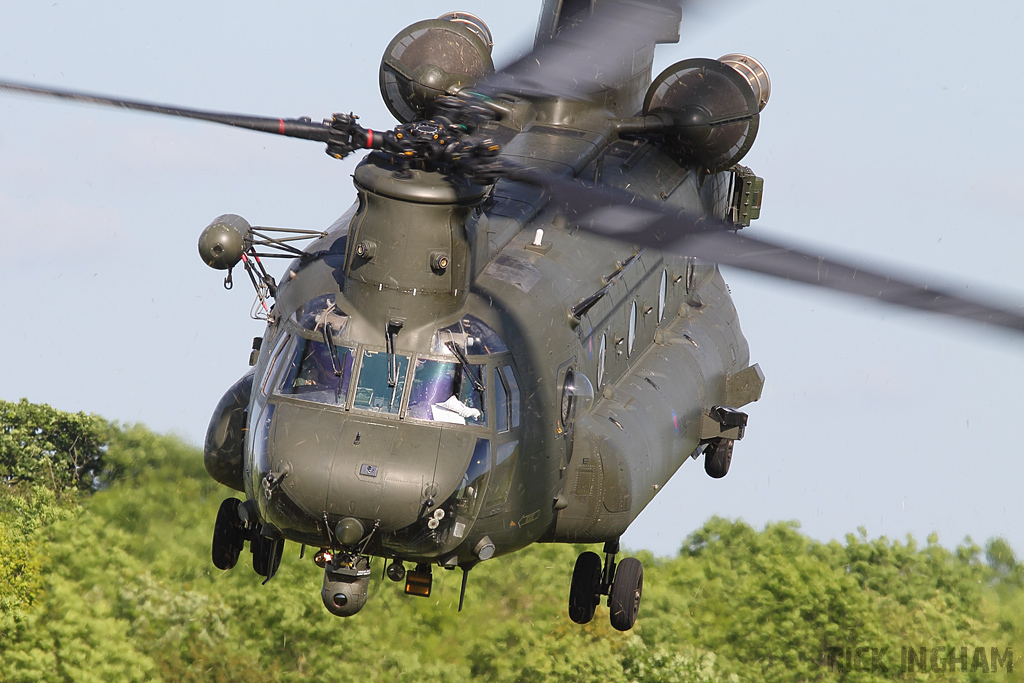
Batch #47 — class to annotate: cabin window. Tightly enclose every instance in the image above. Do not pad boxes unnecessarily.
[598,334,607,387]
[658,269,668,323]
[627,301,638,357]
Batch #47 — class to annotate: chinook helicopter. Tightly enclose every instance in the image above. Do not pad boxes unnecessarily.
[3,0,1023,632]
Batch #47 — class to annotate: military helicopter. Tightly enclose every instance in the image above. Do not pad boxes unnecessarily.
[3,0,1023,632]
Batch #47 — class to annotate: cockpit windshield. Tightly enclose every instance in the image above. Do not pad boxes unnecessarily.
[353,350,408,414]
[270,310,503,427]
[278,337,355,405]
[408,358,486,426]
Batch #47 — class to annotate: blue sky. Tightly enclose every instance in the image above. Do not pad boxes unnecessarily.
[1,0,1022,558]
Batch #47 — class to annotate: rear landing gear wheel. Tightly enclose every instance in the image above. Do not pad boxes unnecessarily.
[608,557,643,632]
[568,551,602,624]
[704,438,733,479]
[212,498,245,570]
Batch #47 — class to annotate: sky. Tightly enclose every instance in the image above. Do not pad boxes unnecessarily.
[1,0,1022,559]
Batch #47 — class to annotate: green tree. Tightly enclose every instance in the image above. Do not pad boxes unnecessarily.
[0,399,109,492]
[1,411,1021,682]
[0,399,107,626]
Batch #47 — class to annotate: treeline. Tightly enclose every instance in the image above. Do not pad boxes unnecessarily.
[1,399,1021,682]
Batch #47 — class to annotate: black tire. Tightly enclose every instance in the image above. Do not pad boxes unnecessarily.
[608,557,643,632]
[568,551,602,624]
[704,438,733,479]
[212,498,244,570]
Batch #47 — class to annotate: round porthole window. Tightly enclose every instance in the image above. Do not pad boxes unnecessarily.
[560,368,595,430]
[561,369,575,427]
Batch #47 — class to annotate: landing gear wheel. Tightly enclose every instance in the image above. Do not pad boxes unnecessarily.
[704,438,733,479]
[608,557,643,631]
[251,533,284,578]
[568,551,602,624]
[212,498,245,570]
[386,561,406,582]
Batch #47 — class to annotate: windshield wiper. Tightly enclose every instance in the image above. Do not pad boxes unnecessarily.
[322,322,343,377]
[445,340,485,393]
[386,319,404,388]
[322,322,346,403]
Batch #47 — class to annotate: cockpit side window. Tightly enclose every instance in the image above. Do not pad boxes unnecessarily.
[260,333,294,396]
[353,350,408,414]
[502,365,521,429]
[494,368,509,433]
[278,337,354,405]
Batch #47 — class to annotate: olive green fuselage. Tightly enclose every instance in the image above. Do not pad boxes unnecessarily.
[218,98,760,569]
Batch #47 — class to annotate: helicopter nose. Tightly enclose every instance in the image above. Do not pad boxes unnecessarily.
[261,402,476,534]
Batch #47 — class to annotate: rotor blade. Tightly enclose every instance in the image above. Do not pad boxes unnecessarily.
[0,78,330,141]
[506,164,1024,334]
[473,0,683,101]
[679,230,1024,333]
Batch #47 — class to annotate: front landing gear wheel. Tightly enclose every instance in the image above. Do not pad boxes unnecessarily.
[704,438,734,479]
[608,557,643,631]
[568,551,602,624]
[212,498,245,570]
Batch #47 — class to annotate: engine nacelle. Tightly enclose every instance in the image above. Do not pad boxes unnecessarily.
[644,55,770,172]
[379,13,494,123]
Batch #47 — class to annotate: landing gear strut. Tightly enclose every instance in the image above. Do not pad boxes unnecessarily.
[568,540,644,631]
[251,530,284,580]
[211,497,285,583]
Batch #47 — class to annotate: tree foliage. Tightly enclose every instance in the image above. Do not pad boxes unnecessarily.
[0,400,108,624]
[0,399,109,492]
[0,405,1021,682]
